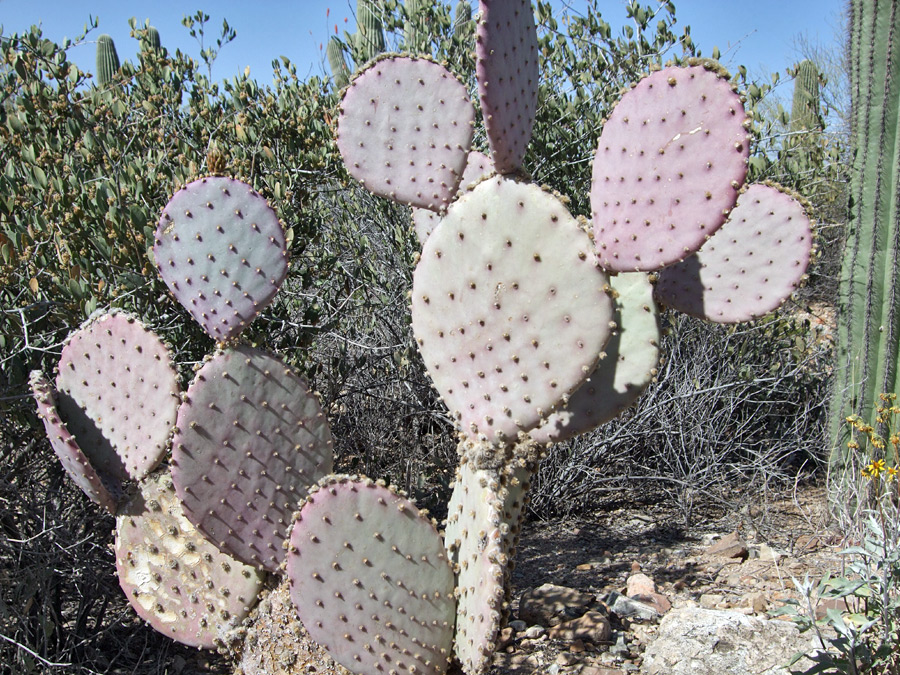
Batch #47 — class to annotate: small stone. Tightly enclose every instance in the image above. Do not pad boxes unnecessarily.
[508,619,527,632]
[706,531,748,560]
[742,591,768,614]
[626,572,656,597]
[524,625,546,639]
[548,610,611,644]
[699,593,725,609]
[606,591,659,621]
[519,583,594,626]
[557,653,578,666]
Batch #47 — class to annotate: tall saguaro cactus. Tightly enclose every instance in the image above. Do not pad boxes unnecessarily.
[356,0,386,63]
[830,1,900,475]
[95,34,120,86]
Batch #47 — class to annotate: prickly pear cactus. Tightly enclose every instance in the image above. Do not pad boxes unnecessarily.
[411,175,614,445]
[55,310,179,482]
[171,345,334,572]
[30,371,121,513]
[115,471,265,649]
[475,0,539,174]
[654,183,813,323]
[531,272,660,444]
[336,55,475,210]
[591,63,750,272]
[287,476,456,675]
[154,176,289,342]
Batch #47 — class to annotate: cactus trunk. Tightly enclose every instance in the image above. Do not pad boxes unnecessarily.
[96,34,120,86]
[830,1,900,477]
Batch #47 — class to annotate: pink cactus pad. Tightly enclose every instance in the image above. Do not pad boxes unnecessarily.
[411,176,614,445]
[337,55,475,210]
[287,476,455,675]
[154,176,289,341]
[30,371,120,513]
[591,64,750,272]
[55,311,179,482]
[654,183,813,323]
[476,0,540,173]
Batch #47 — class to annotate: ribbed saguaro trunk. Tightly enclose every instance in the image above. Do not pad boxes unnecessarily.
[830,0,900,471]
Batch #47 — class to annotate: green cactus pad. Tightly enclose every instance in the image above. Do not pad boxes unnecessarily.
[286,476,455,675]
[654,183,813,323]
[531,273,660,444]
[30,371,121,513]
[475,0,540,173]
[443,455,507,675]
[337,55,475,210]
[154,176,289,341]
[55,311,179,482]
[171,346,333,572]
[591,64,750,272]
[412,150,495,244]
[411,176,614,445]
[116,472,265,649]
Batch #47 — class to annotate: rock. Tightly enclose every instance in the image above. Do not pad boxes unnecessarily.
[641,607,821,674]
[548,610,612,644]
[606,591,660,621]
[699,593,725,609]
[757,543,789,563]
[523,625,546,639]
[582,668,628,675]
[742,591,768,614]
[557,652,578,666]
[609,632,630,656]
[632,592,671,615]
[706,531,749,560]
[626,573,656,597]
[508,619,527,633]
[518,583,594,626]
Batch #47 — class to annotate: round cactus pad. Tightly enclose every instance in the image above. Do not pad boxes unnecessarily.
[55,311,179,482]
[411,176,614,445]
[287,477,455,675]
[443,458,507,675]
[592,64,750,272]
[654,183,813,323]
[531,273,660,444]
[154,176,288,341]
[30,371,120,513]
[412,150,495,245]
[476,0,540,173]
[171,346,333,572]
[116,472,265,649]
[337,55,475,210]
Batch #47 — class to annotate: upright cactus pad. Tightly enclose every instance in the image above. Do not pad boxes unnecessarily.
[412,150,495,244]
[154,176,289,341]
[171,346,334,572]
[337,56,475,210]
[443,456,507,675]
[411,176,614,445]
[30,371,121,513]
[591,64,750,272]
[96,34,120,86]
[654,183,813,323]
[475,0,540,174]
[116,472,265,649]
[531,273,660,444]
[55,311,179,482]
[287,476,456,675]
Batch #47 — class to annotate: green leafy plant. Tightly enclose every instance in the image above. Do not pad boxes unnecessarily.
[776,395,900,675]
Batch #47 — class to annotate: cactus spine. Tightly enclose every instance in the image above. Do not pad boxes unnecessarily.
[327,36,351,88]
[96,34,120,86]
[830,1,900,473]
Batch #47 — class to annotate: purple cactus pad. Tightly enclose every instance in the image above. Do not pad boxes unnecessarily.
[154,176,289,341]
[591,64,750,272]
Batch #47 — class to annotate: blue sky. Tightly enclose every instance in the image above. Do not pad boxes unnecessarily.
[0,1,845,90]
